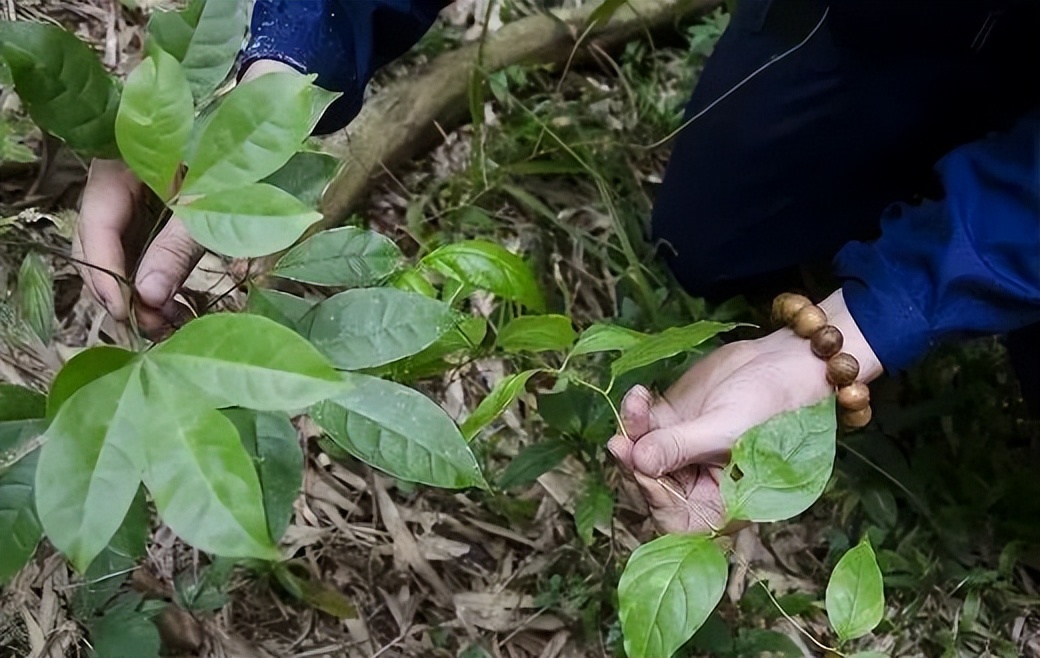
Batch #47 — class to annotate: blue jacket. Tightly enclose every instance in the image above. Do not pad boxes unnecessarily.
[242,0,1040,373]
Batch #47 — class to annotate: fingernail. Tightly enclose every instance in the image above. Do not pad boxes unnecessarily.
[136,271,174,307]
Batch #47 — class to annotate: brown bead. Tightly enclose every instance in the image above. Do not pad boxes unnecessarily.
[837,382,870,411]
[810,325,844,359]
[827,352,860,387]
[792,305,827,338]
[842,405,873,429]
[772,293,812,326]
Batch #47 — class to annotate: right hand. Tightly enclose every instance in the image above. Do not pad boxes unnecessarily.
[73,59,301,337]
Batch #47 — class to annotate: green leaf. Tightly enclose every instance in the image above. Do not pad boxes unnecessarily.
[497,315,575,354]
[47,346,136,420]
[181,72,337,195]
[460,370,538,441]
[570,323,646,357]
[305,288,456,370]
[312,373,485,489]
[148,0,248,102]
[847,652,890,658]
[263,150,340,209]
[87,593,161,658]
[589,0,628,26]
[174,557,234,612]
[391,267,438,298]
[273,226,402,286]
[0,384,46,421]
[0,22,119,156]
[173,182,322,257]
[273,561,357,619]
[115,47,193,200]
[36,314,341,570]
[574,477,613,544]
[537,386,613,442]
[618,534,728,658]
[826,538,885,642]
[140,390,278,561]
[150,313,342,410]
[246,288,315,332]
[721,397,837,523]
[860,484,898,529]
[0,419,46,583]
[733,629,802,657]
[422,240,545,311]
[36,366,144,572]
[610,321,736,379]
[225,409,302,542]
[497,439,570,489]
[16,251,54,344]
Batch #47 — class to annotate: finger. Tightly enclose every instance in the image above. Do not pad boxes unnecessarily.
[134,297,195,340]
[630,410,737,477]
[619,385,653,439]
[606,434,636,472]
[78,160,138,320]
[134,217,204,310]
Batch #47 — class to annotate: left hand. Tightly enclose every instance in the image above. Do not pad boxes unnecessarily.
[608,290,882,534]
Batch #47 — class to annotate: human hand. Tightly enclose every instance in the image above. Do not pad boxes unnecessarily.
[73,59,300,337]
[607,291,882,534]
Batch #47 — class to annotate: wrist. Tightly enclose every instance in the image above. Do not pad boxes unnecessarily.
[817,289,883,383]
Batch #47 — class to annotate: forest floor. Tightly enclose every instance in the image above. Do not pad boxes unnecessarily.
[1,1,1039,657]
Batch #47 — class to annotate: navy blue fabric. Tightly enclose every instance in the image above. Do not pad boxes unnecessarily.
[836,109,1040,371]
[650,0,1040,373]
[242,0,446,134]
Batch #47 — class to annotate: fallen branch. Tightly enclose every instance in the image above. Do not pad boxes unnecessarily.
[292,0,717,256]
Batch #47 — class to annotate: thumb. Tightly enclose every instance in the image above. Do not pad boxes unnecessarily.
[619,385,653,439]
[630,410,737,477]
[134,217,204,309]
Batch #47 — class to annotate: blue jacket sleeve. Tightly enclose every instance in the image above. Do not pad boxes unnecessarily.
[835,107,1040,372]
[241,0,448,134]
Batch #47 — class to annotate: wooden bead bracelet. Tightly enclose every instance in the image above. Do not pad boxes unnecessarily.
[772,293,872,429]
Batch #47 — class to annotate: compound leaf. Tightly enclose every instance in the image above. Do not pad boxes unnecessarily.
[618,534,728,658]
[273,226,402,287]
[721,397,837,523]
[116,47,193,200]
[0,21,119,156]
[306,288,456,370]
[311,373,485,489]
[422,240,544,311]
[173,182,322,257]
[47,346,136,420]
[497,315,575,354]
[826,538,885,642]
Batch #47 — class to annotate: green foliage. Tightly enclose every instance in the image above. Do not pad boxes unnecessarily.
[574,476,613,544]
[245,288,315,331]
[460,370,539,440]
[0,21,120,156]
[311,373,485,489]
[264,150,341,209]
[0,417,45,583]
[570,323,646,357]
[36,315,342,571]
[497,439,570,489]
[16,251,54,344]
[617,534,728,658]
[610,321,736,379]
[86,592,163,658]
[273,226,403,286]
[826,538,885,643]
[148,0,248,102]
[421,240,545,312]
[721,397,837,523]
[305,288,456,370]
[173,182,321,257]
[115,46,193,200]
[497,314,576,353]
